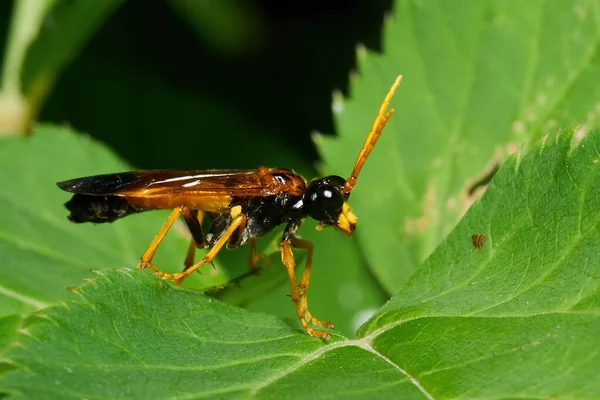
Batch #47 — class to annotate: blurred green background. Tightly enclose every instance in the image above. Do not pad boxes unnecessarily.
[0,0,392,168]
[0,0,394,337]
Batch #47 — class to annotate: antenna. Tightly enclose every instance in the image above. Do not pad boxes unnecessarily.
[343,75,402,194]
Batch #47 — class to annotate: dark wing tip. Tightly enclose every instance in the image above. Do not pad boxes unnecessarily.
[55,173,134,195]
[57,179,77,192]
[56,177,95,194]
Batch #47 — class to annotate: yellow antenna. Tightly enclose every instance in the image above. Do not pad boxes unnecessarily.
[343,75,402,194]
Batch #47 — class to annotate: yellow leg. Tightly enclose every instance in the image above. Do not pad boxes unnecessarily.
[161,214,247,283]
[137,207,183,275]
[177,210,208,286]
[281,238,332,340]
[291,237,333,329]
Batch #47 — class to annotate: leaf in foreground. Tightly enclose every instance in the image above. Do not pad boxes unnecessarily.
[1,127,598,399]
[0,269,415,400]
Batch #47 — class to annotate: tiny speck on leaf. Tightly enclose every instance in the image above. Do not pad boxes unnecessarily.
[471,233,486,249]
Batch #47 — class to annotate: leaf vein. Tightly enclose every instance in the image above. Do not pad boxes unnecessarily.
[0,282,50,309]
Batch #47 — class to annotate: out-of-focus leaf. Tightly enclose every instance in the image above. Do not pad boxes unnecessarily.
[0,0,56,134]
[21,0,122,94]
[0,315,22,374]
[317,0,600,293]
[168,0,265,56]
[0,0,121,134]
[1,0,57,93]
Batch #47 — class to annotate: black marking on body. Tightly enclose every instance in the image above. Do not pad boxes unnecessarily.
[64,194,143,223]
[206,194,305,248]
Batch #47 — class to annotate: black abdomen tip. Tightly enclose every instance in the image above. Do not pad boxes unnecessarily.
[64,194,141,223]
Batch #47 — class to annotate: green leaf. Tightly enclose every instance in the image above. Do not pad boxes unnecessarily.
[317,0,600,293]
[0,269,414,399]
[363,127,600,328]
[1,0,56,95]
[356,127,600,397]
[1,127,598,399]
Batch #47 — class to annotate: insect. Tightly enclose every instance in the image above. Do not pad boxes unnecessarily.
[471,233,486,249]
[57,75,402,339]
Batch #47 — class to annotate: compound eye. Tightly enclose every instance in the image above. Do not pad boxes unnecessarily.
[306,185,344,223]
[316,186,343,212]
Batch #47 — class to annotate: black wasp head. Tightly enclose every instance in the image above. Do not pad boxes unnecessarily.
[304,175,356,236]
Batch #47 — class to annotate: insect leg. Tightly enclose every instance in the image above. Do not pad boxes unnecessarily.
[281,239,331,340]
[290,237,334,330]
[138,207,184,276]
[182,210,207,269]
[162,213,247,283]
[177,210,209,286]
